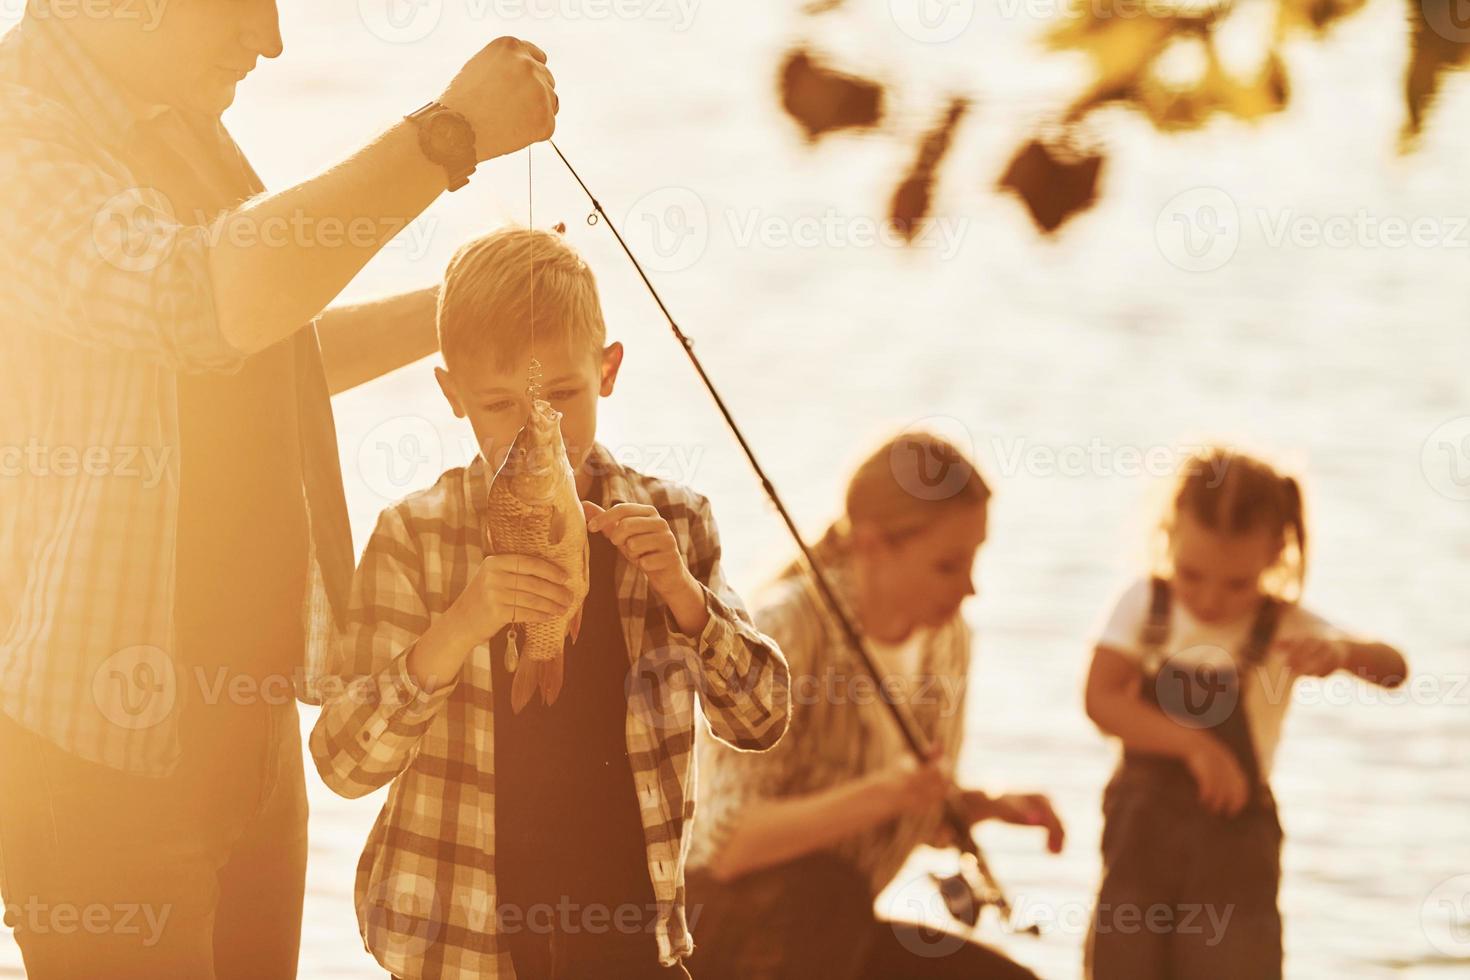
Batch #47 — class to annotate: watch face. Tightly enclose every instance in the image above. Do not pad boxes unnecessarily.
[428,112,474,159]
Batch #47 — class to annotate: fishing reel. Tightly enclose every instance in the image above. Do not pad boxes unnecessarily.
[930,849,1043,936]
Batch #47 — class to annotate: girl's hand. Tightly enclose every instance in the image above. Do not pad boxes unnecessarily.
[1277,636,1349,678]
[1185,739,1250,817]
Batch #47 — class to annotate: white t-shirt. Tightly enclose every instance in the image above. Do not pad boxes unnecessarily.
[1096,577,1336,778]
[865,626,931,681]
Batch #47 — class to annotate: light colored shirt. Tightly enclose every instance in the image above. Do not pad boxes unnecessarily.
[0,16,353,776]
[309,445,791,978]
[1095,576,1336,778]
[690,558,971,897]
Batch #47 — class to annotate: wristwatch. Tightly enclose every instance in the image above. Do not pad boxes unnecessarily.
[406,101,478,192]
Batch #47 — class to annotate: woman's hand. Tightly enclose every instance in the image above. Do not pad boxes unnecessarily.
[884,747,952,818]
[960,790,1065,853]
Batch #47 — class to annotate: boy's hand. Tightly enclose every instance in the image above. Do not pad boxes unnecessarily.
[1185,738,1250,817]
[584,501,708,635]
[458,527,576,637]
[1277,636,1349,678]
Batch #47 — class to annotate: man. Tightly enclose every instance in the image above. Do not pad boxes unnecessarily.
[0,2,558,977]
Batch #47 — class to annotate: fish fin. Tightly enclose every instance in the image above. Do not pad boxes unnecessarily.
[511,659,541,715]
[548,504,567,547]
[568,604,585,644]
[541,653,565,707]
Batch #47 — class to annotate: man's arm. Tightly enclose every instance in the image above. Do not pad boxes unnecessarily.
[318,285,440,394]
[211,37,556,357]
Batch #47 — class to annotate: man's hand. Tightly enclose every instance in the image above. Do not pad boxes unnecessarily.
[439,37,558,162]
[584,501,708,635]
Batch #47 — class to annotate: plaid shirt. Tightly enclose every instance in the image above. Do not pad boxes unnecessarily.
[309,444,791,979]
[689,559,971,896]
[0,17,353,775]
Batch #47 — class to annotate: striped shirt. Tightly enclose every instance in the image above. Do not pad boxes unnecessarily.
[0,16,354,775]
[689,556,971,896]
[309,445,791,979]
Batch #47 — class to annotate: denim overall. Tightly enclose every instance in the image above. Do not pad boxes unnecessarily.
[1086,578,1286,980]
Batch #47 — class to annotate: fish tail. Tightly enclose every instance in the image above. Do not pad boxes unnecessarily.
[510,653,566,713]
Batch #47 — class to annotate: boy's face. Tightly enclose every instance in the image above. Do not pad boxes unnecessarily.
[436,340,624,500]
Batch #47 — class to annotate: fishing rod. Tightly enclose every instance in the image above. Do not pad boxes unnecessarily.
[545,139,1040,937]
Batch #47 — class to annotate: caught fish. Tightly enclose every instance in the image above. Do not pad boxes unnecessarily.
[485,397,590,713]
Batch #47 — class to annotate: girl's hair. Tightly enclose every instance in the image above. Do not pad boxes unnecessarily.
[777,431,991,583]
[1157,447,1308,600]
[437,226,606,375]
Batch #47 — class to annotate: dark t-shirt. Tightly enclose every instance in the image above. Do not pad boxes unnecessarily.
[125,108,309,681]
[492,518,661,976]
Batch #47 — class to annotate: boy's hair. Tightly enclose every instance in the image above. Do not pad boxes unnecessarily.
[1155,447,1308,601]
[437,226,606,374]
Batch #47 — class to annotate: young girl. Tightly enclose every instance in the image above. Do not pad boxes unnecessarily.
[685,432,1063,980]
[1083,448,1407,980]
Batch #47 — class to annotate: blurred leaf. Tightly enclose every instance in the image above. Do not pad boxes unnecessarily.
[779,48,885,140]
[1402,0,1470,146]
[997,137,1106,233]
[890,98,970,240]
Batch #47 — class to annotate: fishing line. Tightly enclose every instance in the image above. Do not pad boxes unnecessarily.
[544,138,1040,936]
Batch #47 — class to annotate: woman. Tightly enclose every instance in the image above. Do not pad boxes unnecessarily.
[685,432,1063,980]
